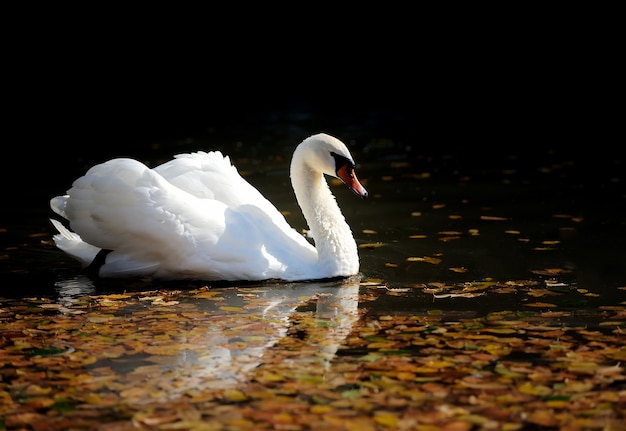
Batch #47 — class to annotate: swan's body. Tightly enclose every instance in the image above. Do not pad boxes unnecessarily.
[50,133,368,281]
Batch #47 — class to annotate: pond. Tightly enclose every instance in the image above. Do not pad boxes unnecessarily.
[1,110,625,430]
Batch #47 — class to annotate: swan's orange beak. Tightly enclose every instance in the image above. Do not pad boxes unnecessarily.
[337,164,368,199]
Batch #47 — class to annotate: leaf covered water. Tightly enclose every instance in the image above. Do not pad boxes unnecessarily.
[1,278,625,430]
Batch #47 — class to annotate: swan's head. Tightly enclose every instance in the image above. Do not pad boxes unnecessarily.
[293,133,368,199]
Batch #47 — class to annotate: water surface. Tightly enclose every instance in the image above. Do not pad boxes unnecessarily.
[1,113,625,429]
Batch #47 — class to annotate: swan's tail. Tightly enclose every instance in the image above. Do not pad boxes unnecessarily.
[50,195,68,218]
[50,218,101,267]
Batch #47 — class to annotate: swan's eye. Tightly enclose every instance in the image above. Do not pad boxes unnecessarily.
[330,151,355,177]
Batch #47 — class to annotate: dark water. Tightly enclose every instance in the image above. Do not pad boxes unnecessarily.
[1,106,624,315]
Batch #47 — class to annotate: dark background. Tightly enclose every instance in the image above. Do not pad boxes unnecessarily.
[3,12,620,224]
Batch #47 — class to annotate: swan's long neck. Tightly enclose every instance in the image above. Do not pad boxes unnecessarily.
[290,158,359,278]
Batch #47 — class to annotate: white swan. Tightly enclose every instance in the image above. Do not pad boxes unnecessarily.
[49,133,368,281]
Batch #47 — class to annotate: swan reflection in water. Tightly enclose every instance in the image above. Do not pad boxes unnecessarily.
[53,276,362,402]
[181,277,361,391]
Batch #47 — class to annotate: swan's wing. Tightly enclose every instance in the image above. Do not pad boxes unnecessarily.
[153,150,313,254]
[154,151,271,210]
[57,157,317,280]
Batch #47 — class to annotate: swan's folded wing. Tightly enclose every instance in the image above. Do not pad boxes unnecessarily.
[62,158,227,275]
[153,150,310,249]
[154,151,268,209]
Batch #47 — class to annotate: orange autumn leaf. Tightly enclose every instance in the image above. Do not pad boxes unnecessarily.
[523,302,557,308]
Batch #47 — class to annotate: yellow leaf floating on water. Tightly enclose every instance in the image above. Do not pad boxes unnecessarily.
[481,343,512,356]
[86,314,115,323]
[143,345,181,355]
[449,267,467,273]
[527,289,561,297]
[387,287,411,293]
[517,381,552,396]
[359,242,385,249]
[38,303,63,310]
[193,291,223,299]
[255,371,285,383]
[566,361,602,374]
[494,362,527,378]
[406,256,442,264]
[525,410,559,427]
[561,380,594,392]
[373,412,398,428]
[219,306,244,312]
[360,278,386,286]
[464,281,496,290]
[102,294,131,300]
[367,341,398,350]
[310,405,334,414]
[222,388,248,402]
[424,360,455,369]
[480,215,508,221]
